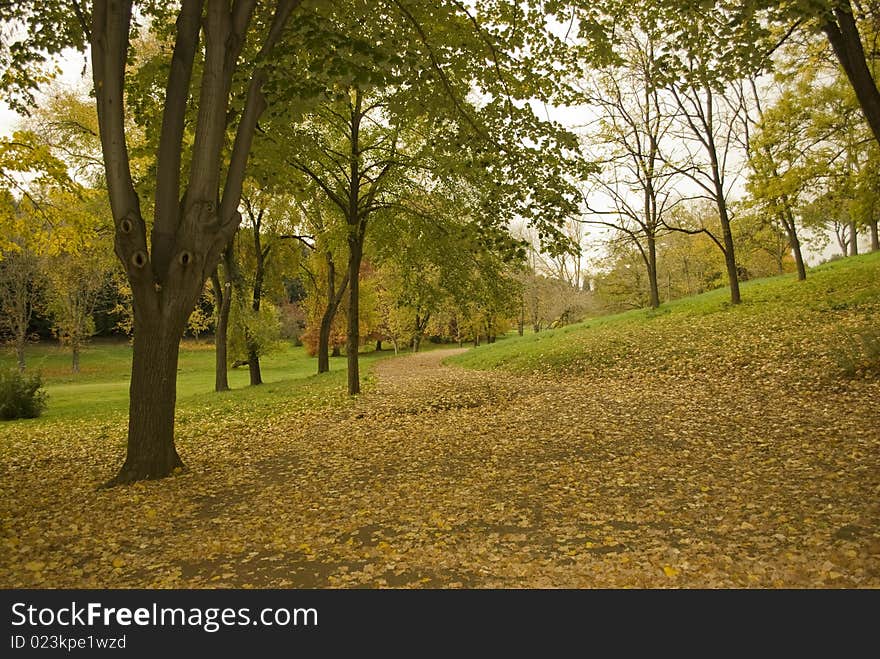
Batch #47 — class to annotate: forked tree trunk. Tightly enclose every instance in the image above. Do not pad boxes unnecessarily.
[91,0,300,486]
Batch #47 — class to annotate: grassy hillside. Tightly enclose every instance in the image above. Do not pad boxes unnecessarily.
[450,251,880,384]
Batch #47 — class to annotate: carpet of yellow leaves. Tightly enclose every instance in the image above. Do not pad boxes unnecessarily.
[1,347,878,588]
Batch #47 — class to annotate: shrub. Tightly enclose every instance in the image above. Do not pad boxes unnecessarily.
[0,368,48,420]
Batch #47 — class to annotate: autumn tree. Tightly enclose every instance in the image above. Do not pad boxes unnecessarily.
[2,0,310,483]
[579,26,676,308]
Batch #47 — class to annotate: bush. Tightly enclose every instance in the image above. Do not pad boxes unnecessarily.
[0,369,48,420]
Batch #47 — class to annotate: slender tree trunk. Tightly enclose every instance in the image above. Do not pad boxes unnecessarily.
[318,312,333,373]
[247,344,262,385]
[849,221,859,255]
[15,335,25,372]
[332,345,341,357]
[870,219,879,251]
[212,270,231,392]
[72,342,80,374]
[646,233,660,309]
[318,254,339,374]
[246,231,267,386]
[376,339,382,351]
[791,236,806,281]
[346,236,363,395]
[518,298,525,336]
[717,201,741,304]
[106,321,184,487]
[779,210,807,281]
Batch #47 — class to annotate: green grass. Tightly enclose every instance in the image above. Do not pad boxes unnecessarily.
[0,339,389,426]
[450,251,880,380]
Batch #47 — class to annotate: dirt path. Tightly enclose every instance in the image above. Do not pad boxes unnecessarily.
[2,348,879,588]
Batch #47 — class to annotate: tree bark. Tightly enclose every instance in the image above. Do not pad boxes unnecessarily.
[778,209,807,281]
[346,235,364,395]
[247,344,262,385]
[72,342,80,374]
[317,251,348,374]
[791,232,807,281]
[646,233,660,309]
[105,321,184,487]
[870,219,879,251]
[849,221,859,255]
[822,2,880,148]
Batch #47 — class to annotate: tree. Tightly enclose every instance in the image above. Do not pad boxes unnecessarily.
[657,14,757,305]
[580,26,676,308]
[3,0,304,484]
[294,196,349,374]
[0,248,43,371]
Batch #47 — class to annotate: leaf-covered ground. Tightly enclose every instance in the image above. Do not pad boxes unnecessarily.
[2,343,878,588]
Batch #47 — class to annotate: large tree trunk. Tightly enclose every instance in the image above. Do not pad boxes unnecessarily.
[346,236,364,395]
[212,270,231,392]
[106,321,184,487]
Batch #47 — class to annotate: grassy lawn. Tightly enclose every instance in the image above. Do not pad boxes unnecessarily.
[450,251,880,380]
[0,339,392,426]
